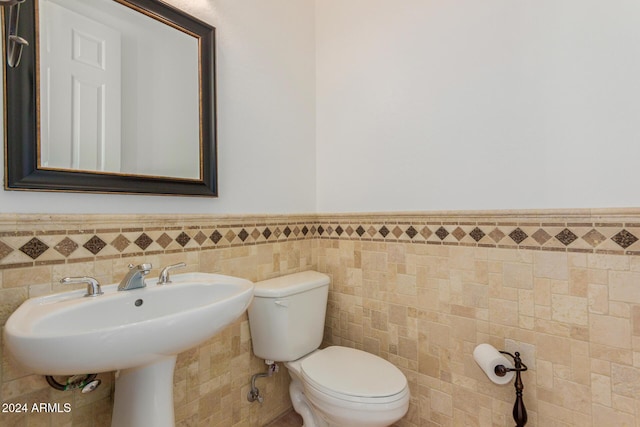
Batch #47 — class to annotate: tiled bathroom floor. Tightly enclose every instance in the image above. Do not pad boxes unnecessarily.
[265,409,303,427]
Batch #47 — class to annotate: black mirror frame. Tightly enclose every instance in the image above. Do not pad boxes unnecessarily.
[3,0,217,197]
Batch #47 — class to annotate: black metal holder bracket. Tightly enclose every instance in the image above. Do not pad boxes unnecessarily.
[494,351,528,427]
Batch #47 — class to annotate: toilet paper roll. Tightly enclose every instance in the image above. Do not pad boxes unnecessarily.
[473,343,515,385]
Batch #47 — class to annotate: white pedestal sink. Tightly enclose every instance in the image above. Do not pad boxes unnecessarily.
[4,272,254,427]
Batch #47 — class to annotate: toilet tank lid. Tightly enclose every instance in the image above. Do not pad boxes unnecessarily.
[253,271,329,298]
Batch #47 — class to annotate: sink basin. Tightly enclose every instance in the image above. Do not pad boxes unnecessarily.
[5,272,254,374]
[4,272,254,427]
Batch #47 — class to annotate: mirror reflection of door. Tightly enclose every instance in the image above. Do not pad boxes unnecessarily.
[37,0,201,180]
[40,0,122,172]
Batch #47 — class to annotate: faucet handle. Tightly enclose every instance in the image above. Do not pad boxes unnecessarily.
[157,262,186,285]
[128,263,152,274]
[60,276,103,297]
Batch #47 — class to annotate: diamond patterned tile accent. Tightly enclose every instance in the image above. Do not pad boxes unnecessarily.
[0,240,14,260]
[238,229,249,242]
[326,226,334,235]
[469,227,485,242]
[582,229,606,247]
[134,233,153,250]
[335,226,344,236]
[309,226,316,235]
[194,231,208,245]
[435,227,449,240]
[367,226,377,237]
[509,228,528,244]
[317,226,325,235]
[225,230,236,242]
[263,227,272,239]
[176,232,191,247]
[210,230,223,244]
[356,226,366,237]
[555,228,578,246]
[54,237,78,257]
[345,226,354,236]
[392,226,403,238]
[612,229,639,249]
[273,227,282,238]
[111,234,131,252]
[488,228,506,243]
[406,226,418,239]
[283,227,292,237]
[20,238,49,259]
[532,229,552,245]
[83,236,106,255]
[420,226,433,239]
[452,227,466,241]
[379,226,390,238]
[302,226,309,235]
[156,233,172,248]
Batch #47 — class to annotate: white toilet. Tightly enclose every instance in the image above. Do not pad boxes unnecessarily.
[247,271,410,427]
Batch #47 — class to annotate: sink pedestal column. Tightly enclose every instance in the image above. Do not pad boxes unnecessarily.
[111,355,177,427]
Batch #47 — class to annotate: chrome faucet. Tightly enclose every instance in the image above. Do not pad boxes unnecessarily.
[60,276,103,297]
[157,262,186,285]
[118,263,152,291]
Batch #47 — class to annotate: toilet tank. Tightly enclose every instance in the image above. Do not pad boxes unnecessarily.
[248,271,329,362]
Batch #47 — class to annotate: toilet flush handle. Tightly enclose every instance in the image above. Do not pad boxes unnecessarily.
[274,299,289,308]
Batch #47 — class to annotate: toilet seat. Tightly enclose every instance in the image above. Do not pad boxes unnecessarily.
[300,346,408,404]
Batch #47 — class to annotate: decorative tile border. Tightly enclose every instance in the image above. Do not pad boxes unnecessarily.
[0,214,318,269]
[315,209,640,255]
[315,219,640,254]
[2,209,640,269]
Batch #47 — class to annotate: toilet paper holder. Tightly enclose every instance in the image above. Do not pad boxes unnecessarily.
[495,350,528,427]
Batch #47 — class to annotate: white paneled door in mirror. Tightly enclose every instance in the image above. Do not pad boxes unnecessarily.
[40,0,122,172]
[38,0,200,180]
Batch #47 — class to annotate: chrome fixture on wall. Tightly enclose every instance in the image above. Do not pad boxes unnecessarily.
[247,361,279,403]
[2,0,28,67]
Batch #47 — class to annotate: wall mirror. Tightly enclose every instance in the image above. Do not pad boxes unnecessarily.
[3,0,217,196]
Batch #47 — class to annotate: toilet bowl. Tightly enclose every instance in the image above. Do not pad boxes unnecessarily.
[286,346,410,427]
[247,271,410,427]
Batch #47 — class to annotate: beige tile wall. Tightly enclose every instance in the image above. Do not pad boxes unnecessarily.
[318,212,640,426]
[0,214,315,427]
[2,210,640,426]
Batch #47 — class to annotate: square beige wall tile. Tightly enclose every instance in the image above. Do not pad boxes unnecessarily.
[3,210,640,426]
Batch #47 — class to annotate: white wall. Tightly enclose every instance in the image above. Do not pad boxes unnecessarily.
[6,0,640,215]
[316,0,640,212]
[0,0,316,214]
